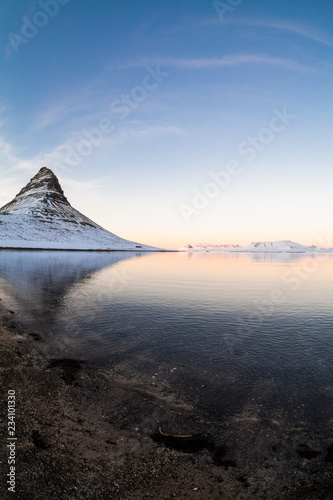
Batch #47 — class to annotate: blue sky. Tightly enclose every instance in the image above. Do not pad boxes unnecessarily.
[0,0,332,249]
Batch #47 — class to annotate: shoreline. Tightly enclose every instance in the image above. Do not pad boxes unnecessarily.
[1,306,332,499]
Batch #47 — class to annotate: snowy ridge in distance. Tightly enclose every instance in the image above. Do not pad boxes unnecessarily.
[179,240,331,253]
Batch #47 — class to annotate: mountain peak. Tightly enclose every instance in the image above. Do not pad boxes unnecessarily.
[0,167,157,250]
[15,167,67,201]
[0,167,69,215]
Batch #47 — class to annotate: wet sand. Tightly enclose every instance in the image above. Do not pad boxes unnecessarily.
[0,305,332,499]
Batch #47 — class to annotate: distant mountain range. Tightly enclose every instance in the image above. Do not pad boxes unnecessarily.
[0,167,158,251]
[179,241,331,253]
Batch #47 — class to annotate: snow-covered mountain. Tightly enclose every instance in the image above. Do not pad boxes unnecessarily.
[238,240,327,252]
[179,240,329,253]
[0,167,158,251]
[179,243,240,250]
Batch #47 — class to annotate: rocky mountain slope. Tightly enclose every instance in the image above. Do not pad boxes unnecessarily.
[0,167,158,251]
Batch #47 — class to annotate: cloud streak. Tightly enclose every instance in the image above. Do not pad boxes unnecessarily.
[251,20,333,47]
[127,54,315,73]
[30,85,99,133]
[202,17,333,47]
[3,122,184,180]
[0,138,20,165]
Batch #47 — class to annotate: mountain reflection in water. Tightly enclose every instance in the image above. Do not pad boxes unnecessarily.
[0,250,145,323]
[0,250,332,428]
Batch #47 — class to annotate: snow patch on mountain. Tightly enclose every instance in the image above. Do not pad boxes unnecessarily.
[0,167,159,251]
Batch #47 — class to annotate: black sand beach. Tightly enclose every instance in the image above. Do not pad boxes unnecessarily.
[1,304,333,499]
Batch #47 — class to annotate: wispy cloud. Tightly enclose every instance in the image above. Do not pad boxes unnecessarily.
[0,175,20,206]
[0,135,45,176]
[60,177,103,194]
[201,17,333,46]
[0,137,19,165]
[4,122,184,181]
[0,140,103,199]
[127,54,315,73]
[0,136,27,203]
[110,123,185,142]
[251,20,333,46]
[0,121,183,205]
[30,86,98,133]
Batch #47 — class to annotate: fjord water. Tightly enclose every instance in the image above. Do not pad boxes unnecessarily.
[0,250,332,428]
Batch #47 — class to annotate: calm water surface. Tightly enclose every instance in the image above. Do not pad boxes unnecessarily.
[1,250,332,427]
